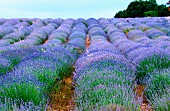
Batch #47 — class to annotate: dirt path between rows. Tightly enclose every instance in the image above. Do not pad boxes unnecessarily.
[86,35,90,47]
[135,85,153,111]
[47,35,90,111]
[47,76,75,111]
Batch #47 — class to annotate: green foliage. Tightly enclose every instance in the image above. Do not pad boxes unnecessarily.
[0,66,8,75]
[27,20,33,25]
[6,39,15,44]
[33,61,74,92]
[57,37,66,43]
[144,11,158,17]
[123,28,135,34]
[114,10,128,18]
[115,1,170,18]
[136,55,170,81]
[19,19,23,22]
[75,67,138,110]
[157,4,170,17]
[34,69,58,92]
[0,57,20,75]
[144,69,170,110]
[0,83,45,106]
[58,64,74,79]
[82,21,88,27]
[146,72,170,97]
[149,0,157,3]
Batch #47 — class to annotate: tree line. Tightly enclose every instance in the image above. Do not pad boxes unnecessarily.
[114,0,170,18]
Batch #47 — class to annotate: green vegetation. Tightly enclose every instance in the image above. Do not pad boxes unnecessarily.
[144,11,158,17]
[0,57,20,75]
[115,0,170,18]
[0,83,45,107]
[75,69,139,111]
[136,55,170,81]
[123,28,135,34]
[144,69,170,110]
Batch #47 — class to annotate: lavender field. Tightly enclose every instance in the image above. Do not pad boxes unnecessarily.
[0,17,170,111]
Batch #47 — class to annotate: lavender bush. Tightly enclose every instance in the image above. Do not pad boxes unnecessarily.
[0,36,85,110]
[144,69,170,110]
[145,29,166,39]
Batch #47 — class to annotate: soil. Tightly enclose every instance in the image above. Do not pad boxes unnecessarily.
[44,40,48,43]
[47,76,75,111]
[65,38,69,44]
[86,35,90,47]
[134,85,153,111]
[47,35,89,111]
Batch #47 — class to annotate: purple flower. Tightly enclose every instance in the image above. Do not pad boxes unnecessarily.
[127,30,147,40]
[0,40,10,47]
[87,24,103,32]
[0,27,15,38]
[50,18,63,26]
[0,19,7,25]
[155,36,170,41]
[145,29,166,39]
[86,18,98,26]
[2,19,20,27]
[130,47,170,65]
[69,31,86,40]
[13,22,29,29]
[57,26,71,35]
[50,31,68,40]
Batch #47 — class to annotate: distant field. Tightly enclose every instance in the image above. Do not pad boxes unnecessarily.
[0,17,169,111]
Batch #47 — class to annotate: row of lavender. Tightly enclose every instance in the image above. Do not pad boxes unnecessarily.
[0,18,86,110]
[73,17,170,110]
[0,18,86,75]
[0,18,61,50]
[0,19,58,75]
[99,17,170,110]
[0,17,169,110]
[74,18,139,110]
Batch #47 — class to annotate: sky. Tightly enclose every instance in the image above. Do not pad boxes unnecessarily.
[0,0,168,19]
